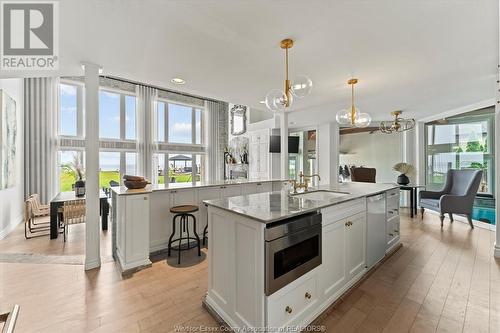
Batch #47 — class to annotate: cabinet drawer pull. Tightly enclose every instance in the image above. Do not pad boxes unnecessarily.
[394,230,399,234]
[388,233,394,237]
[285,306,293,314]
[305,292,312,299]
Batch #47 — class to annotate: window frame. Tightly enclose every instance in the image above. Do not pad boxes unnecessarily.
[424,111,495,196]
[58,80,85,139]
[98,87,137,142]
[156,98,205,146]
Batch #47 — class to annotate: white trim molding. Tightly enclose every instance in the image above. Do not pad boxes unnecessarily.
[0,215,23,240]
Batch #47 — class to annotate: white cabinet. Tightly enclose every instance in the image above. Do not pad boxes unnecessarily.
[346,212,366,279]
[221,184,242,198]
[386,188,400,252]
[267,269,319,328]
[319,199,366,305]
[249,129,270,179]
[115,194,151,271]
[242,183,258,195]
[320,220,346,300]
[256,182,272,193]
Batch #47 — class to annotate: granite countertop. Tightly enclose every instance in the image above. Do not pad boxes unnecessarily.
[110,178,285,196]
[203,182,399,224]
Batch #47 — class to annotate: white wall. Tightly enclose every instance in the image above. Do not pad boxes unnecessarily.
[0,79,24,239]
[339,131,402,183]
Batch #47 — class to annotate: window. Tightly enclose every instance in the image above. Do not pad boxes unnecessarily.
[58,150,85,192]
[157,102,166,142]
[99,152,121,188]
[156,101,204,145]
[125,152,137,176]
[169,103,193,144]
[59,84,79,136]
[99,91,121,139]
[195,108,202,144]
[153,153,205,184]
[425,107,495,224]
[99,90,137,140]
[125,95,136,140]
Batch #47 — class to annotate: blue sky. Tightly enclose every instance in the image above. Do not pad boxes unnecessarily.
[60,84,200,170]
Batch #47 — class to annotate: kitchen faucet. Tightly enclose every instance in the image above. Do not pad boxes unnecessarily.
[290,171,321,193]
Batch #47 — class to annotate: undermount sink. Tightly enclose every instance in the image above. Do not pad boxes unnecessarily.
[292,190,350,201]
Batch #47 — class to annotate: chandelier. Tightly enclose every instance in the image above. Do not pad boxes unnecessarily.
[379,111,415,134]
[335,79,371,128]
[265,39,313,112]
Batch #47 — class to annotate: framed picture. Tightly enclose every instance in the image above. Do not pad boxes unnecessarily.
[0,90,17,189]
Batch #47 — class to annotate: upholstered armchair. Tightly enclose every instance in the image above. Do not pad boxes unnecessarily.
[419,169,482,228]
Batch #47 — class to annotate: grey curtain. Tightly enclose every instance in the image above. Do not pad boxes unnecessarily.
[206,100,228,181]
[24,77,58,203]
[136,85,158,180]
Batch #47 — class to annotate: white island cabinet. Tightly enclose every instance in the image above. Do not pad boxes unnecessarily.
[204,183,401,331]
[111,179,284,273]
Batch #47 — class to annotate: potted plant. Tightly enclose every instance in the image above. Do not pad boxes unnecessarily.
[393,162,415,185]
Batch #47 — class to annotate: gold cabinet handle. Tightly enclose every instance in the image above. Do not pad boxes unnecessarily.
[345,222,349,227]
[305,292,312,299]
[285,306,293,314]
[389,233,394,236]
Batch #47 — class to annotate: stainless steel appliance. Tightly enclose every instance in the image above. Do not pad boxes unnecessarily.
[265,212,322,295]
[366,193,387,268]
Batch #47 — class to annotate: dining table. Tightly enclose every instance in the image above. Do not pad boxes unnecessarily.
[50,190,110,239]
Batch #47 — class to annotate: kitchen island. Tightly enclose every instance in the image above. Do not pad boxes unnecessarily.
[110,179,285,273]
[203,182,400,331]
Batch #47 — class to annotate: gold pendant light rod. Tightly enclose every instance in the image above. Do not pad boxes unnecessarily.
[265,38,312,112]
[281,38,293,108]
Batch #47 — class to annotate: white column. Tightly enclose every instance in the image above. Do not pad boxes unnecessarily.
[318,122,339,185]
[280,112,289,179]
[83,63,101,270]
[495,63,500,258]
[415,121,426,186]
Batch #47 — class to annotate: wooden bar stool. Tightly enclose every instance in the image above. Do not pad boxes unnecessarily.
[167,205,201,264]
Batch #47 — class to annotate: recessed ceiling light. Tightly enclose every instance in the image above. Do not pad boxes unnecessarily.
[171,78,186,85]
[259,100,266,104]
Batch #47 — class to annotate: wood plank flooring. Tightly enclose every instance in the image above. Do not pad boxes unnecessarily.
[0,210,499,332]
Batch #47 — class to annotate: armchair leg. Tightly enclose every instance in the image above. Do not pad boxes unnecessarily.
[466,214,474,229]
[421,208,425,220]
[439,214,445,228]
[448,213,453,222]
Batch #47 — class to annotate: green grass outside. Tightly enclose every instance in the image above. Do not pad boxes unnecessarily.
[60,170,196,192]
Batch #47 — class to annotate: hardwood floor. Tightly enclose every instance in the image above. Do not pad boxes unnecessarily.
[0,217,112,259]
[0,210,499,332]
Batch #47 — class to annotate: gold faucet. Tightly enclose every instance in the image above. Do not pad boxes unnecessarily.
[291,171,321,193]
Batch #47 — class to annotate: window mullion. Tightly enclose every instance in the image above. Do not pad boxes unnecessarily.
[120,94,125,140]
[192,107,196,144]
[165,103,169,144]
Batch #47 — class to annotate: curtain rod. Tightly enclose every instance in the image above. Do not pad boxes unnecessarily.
[101,75,223,104]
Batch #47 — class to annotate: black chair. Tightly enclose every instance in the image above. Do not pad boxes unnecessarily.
[167,205,201,264]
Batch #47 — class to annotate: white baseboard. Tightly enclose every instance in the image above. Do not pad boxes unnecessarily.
[85,258,101,270]
[423,209,495,231]
[0,214,23,240]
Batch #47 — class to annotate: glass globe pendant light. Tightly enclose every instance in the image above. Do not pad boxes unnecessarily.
[336,78,371,128]
[265,39,312,112]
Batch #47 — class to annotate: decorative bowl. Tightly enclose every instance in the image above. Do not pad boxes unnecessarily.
[123,175,145,182]
[123,180,148,189]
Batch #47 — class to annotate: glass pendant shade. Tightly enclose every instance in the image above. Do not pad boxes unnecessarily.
[354,112,372,128]
[336,108,360,125]
[265,89,289,112]
[291,75,313,98]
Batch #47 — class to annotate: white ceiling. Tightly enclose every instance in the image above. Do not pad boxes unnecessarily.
[2,0,498,122]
